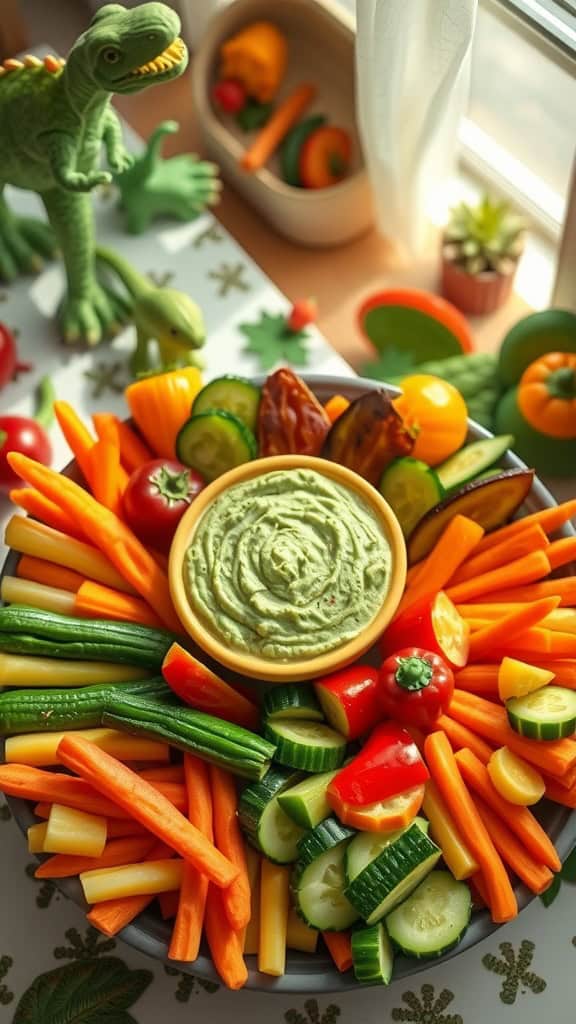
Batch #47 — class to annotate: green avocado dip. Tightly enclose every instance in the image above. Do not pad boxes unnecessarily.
[185,467,391,661]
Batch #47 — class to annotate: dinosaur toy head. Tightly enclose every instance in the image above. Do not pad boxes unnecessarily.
[73,2,188,94]
[140,288,206,353]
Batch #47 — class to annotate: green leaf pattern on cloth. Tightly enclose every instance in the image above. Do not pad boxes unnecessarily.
[284,999,340,1024]
[193,223,224,249]
[208,262,251,297]
[25,864,59,909]
[0,956,14,1006]
[163,966,219,1001]
[53,927,116,961]
[541,847,576,907]
[12,957,152,1024]
[391,984,463,1023]
[482,940,546,1004]
[240,311,309,370]
[83,360,129,398]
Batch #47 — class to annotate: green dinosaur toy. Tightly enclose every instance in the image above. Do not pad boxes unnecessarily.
[113,120,221,234]
[0,2,188,346]
[95,245,205,375]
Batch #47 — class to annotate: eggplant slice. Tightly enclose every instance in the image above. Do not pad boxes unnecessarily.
[322,389,415,486]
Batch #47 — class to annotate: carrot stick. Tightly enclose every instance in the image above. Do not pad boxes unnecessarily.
[474,796,554,895]
[471,579,576,606]
[424,731,518,922]
[446,550,551,604]
[139,766,185,784]
[473,499,576,554]
[93,415,152,475]
[324,395,350,424]
[544,776,576,808]
[209,765,251,932]
[0,765,186,816]
[448,524,549,586]
[54,401,96,487]
[467,597,561,661]
[75,580,165,630]
[436,715,494,764]
[204,884,248,990]
[488,627,576,660]
[87,839,173,936]
[34,835,155,878]
[454,748,561,870]
[57,735,236,888]
[16,555,86,592]
[159,890,180,919]
[168,754,213,963]
[7,454,180,631]
[454,665,500,696]
[397,515,484,614]
[469,873,490,909]
[9,489,85,540]
[546,536,576,571]
[89,440,123,517]
[449,691,576,776]
[240,83,316,171]
[323,931,353,973]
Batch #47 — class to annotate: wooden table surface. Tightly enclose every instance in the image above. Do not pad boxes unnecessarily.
[116,66,532,373]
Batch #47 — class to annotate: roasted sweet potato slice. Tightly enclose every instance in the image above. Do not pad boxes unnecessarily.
[322,389,415,485]
[258,369,331,456]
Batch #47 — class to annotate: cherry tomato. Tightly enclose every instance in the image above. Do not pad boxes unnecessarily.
[393,374,468,465]
[287,298,317,333]
[213,79,246,114]
[0,417,52,492]
[123,459,205,553]
[379,647,454,730]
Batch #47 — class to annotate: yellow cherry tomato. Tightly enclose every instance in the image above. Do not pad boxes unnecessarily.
[393,374,468,466]
[487,746,545,806]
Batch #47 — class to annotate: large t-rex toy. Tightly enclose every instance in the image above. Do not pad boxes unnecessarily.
[0,2,189,345]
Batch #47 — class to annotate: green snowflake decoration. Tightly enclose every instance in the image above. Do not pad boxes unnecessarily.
[391,984,463,1024]
[482,939,546,1005]
[0,796,11,822]
[0,955,14,1006]
[83,360,128,398]
[25,863,59,909]
[193,222,224,248]
[540,846,576,907]
[240,311,310,371]
[208,261,251,297]
[284,998,341,1024]
[163,965,219,1001]
[54,927,116,961]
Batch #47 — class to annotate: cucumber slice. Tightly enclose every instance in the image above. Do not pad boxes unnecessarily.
[238,765,305,863]
[277,769,339,829]
[176,410,257,482]
[379,458,444,538]
[345,817,429,884]
[344,823,441,925]
[263,685,324,723]
[264,719,347,772]
[435,435,514,491]
[351,922,394,985]
[386,870,471,958]
[191,375,261,433]
[292,819,359,931]
[506,685,576,739]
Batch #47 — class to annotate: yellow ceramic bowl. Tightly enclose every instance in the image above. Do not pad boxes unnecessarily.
[169,454,407,682]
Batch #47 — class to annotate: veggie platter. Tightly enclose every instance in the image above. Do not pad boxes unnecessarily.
[1,368,576,994]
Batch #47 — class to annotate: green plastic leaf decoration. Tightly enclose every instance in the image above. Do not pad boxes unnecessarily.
[560,846,576,883]
[361,347,418,381]
[540,874,561,908]
[13,957,152,1024]
[240,312,310,370]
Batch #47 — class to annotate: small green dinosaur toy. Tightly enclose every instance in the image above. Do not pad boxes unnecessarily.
[114,120,221,234]
[0,3,188,345]
[96,245,205,375]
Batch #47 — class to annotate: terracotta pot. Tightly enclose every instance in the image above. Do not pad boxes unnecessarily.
[440,256,518,316]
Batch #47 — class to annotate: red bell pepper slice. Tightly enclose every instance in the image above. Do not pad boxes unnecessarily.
[162,643,259,731]
[379,648,454,730]
[380,591,469,669]
[328,721,429,806]
[314,665,381,740]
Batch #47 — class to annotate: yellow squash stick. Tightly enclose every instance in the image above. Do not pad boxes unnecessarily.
[258,860,290,976]
[1,576,77,616]
[0,654,147,688]
[27,822,48,854]
[242,844,261,955]
[80,859,183,904]
[286,908,318,953]
[422,779,479,880]
[5,728,170,767]
[45,804,107,858]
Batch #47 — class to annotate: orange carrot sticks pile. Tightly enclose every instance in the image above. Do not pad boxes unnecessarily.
[168,755,212,963]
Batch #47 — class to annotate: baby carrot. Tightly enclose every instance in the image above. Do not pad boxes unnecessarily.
[16,555,85,592]
[240,84,316,171]
[75,580,165,630]
[87,840,173,936]
[168,755,213,963]
[448,524,549,586]
[54,401,95,487]
[204,884,248,990]
[93,414,152,474]
[9,489,84,539]
[473,500,576,554]
[466,597,560,661]
[446,550,551,604]
[397,515,484,614]
[34,835,155,878]
[209,764,251,932]
[436,715,493,764]
[474,796,554,895]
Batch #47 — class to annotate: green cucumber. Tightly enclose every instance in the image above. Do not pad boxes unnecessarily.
[176,410,257,482]
[345,817,429,884]
[351,922,394,984]
[239,765,305,863]
[435,436,514,492]
[262,684,323,723]
[0,605,176,669]
[280,114,326,186]
[191,375,261,433]
[277,769,338,829]
[379,458,444,538]
[102,694,275,780]
[292,818,359,931]
[344,824,441,925]
[506,685,576,739]
[0,677,171,736]
[386,870,471,958]
[263,719,346,772]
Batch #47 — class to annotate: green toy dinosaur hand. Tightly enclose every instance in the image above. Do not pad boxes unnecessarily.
[107,149,134,175]
[59,170,113,193]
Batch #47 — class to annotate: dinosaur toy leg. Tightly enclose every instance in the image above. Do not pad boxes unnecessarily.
[0,185,59,281]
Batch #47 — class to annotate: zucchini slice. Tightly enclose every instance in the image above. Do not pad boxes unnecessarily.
[506,685,576,739]
[435,435,514,492]
[345,817,429,885]
[386,870,471,958]
[351,922,394,985]
[277,769,339,829]
[344,823,441,925]
[191,375,261,433]
[238,765,305,863]
[407,468,534,565]
[292,818,359,931]
[379,458,444,538]
[264,719,347,772]
[262,685,324,723]
[176,410,257,482]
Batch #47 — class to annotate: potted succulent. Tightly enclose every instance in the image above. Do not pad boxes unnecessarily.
[440,195,525,316]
